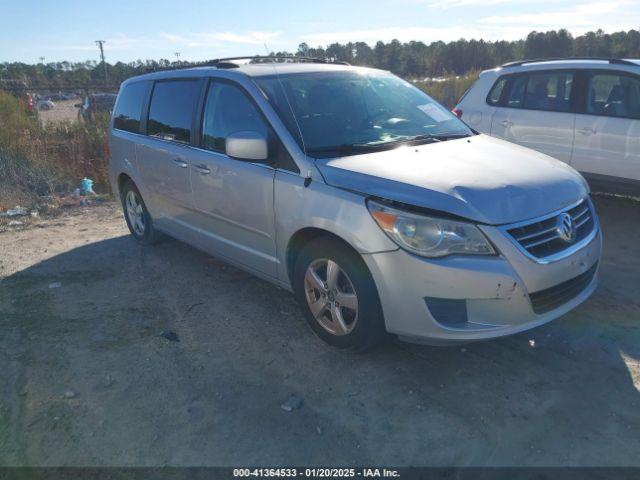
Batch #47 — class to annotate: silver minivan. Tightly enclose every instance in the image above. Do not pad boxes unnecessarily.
[109,57,602,351]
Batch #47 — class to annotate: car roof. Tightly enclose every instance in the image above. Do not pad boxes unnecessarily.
[482,58,640,75]
[123,62,383,85]
[508,58,639,67]
[234,62,376,76]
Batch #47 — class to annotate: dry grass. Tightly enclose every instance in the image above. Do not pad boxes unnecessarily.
[0,92,110,211]
[416,72,479,109]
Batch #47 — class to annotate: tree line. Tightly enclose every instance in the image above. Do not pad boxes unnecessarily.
[294,29,640,77]
[1,28,639,91]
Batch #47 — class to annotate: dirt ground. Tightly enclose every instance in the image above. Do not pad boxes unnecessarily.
[37,99,80,126]
[0,194,639,467]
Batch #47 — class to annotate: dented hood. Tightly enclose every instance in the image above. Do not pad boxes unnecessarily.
[315,134,589,225]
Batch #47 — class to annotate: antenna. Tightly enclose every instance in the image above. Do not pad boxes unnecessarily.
[262,43,310,184]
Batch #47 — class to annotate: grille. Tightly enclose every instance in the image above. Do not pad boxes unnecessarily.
[507,199,595,260]
[529,262,598,314]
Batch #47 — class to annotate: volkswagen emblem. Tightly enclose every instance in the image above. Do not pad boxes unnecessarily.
[556,213,576,243]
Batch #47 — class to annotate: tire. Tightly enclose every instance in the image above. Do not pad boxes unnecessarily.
[120,180,163,245]
[293,236,388,352]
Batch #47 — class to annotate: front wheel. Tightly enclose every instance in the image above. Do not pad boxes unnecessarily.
[293,236,388,352]
[120,180,162,245]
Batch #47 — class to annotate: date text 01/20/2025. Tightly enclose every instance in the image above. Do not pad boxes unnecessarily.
[232,468,400,478]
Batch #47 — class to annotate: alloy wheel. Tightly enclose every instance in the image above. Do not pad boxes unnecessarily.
[125,190,146,236]
[304,258,359,336]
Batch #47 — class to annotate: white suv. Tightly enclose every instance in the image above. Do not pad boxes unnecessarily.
[455,58,640,196]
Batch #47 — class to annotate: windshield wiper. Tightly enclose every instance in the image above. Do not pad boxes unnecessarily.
[364,133,471,146]
[426,133,474,141]
[306,143,385,155]
[306,133,471,156]
[308,136,439,154]
[397,134,443,144]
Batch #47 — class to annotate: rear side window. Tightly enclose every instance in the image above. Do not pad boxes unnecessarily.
[524,72,573,112]
[487,77,507,105]
[147,80,200,143]
[201,82,269,153]
[506,76,527,108]
[499,71,574,112]
[113,82,149,133]
[586,73,640,119]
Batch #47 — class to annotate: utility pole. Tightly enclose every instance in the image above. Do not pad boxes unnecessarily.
[39,56,45,64]
[174,52,181,63]
[95,40,107,83]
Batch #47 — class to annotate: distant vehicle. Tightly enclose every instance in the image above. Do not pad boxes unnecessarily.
[108,58,601,350]
[454,57,640,196]
[37,100,55,110]
[77,93,117,121]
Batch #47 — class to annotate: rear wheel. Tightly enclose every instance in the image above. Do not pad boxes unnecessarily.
[293,236,387,351]
[120,180,162,245]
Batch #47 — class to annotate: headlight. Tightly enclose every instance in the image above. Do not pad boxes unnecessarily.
[367,199,495,258]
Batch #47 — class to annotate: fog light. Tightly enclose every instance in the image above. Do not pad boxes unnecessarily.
[425,297,468,327]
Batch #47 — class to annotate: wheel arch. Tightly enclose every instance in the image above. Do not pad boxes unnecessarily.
[286,226,389,350]
[116,172,135,199]
[285,227,362,286]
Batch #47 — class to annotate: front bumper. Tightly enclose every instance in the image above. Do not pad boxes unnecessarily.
[363,226,602,345]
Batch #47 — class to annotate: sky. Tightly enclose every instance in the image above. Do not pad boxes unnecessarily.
[1,0,639,63]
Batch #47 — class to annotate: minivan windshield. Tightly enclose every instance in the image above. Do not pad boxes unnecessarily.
[255,71,474,157]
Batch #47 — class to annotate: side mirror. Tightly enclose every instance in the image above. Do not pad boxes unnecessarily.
[225,131,270,163]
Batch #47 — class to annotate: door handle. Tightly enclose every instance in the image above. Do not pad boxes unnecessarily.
[500,120,513,127]
[578,127,596,136]
[172,157,188,168]
[194,164,211,175]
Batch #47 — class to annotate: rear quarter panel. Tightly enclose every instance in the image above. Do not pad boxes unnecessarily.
[108,129,144,202]
[456,70,499,134]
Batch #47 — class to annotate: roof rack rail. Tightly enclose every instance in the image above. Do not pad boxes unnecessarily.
[141,62,210,74]
[501,57,637,68]
[208,55,345,69]
[137,56,351,75]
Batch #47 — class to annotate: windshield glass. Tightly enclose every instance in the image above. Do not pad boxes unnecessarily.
[255,70,473,157]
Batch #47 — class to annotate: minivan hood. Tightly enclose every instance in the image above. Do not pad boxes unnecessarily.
[315,134,588,225]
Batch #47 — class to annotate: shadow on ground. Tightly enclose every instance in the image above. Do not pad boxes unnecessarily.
[0,195,639,466]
